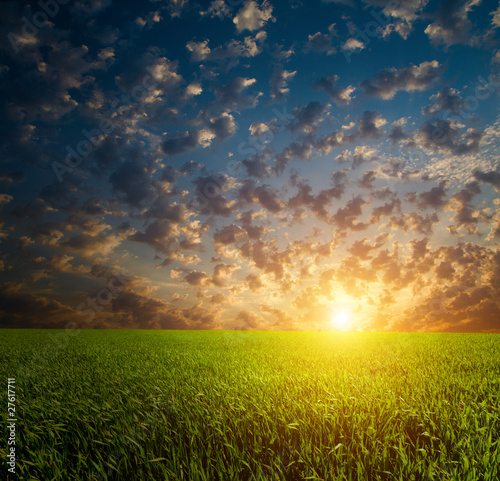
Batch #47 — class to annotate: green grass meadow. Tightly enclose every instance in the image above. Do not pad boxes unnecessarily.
[1,330,499,480]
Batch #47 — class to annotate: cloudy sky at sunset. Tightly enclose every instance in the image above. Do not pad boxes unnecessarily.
[1,0,500,332]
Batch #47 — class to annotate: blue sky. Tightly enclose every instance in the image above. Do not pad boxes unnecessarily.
[1,0,500,332]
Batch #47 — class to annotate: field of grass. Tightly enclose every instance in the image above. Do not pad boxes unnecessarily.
[1,330,499,480]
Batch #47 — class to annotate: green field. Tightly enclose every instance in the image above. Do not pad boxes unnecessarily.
[1,330,499,480]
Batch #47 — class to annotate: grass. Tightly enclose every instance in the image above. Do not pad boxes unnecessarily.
[1,330,499,480]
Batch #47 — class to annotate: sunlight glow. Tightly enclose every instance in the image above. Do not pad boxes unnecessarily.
[331,309,353,331]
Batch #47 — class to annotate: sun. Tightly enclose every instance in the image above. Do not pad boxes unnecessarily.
[331,309,352,331]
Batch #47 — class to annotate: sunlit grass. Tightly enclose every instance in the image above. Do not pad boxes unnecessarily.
[1,330,499,480]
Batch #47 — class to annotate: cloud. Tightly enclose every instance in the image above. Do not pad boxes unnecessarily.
[448,181,482,235]
[186,34,265,63]
[416,120,483,155]
[342,38,365,52]
[389,212,439,235]
[422,87,465,116]
[363,0,430,39]
[0,282,75,328]
[205,112,237,143]
[103,275,221,329]
[109,160,156,206]
[270,68,296,102]
[61,231,125,258]
[213,77,260,110]
[313,75,355,105]
[233,1,274,33]
[238,180,283,213]
[360,61,444,99]
[236,309,265,329]
[289,101,328,135]
[473,169,500,188]
[358,111,387,139]
[370,196,401,223]
[358,170,377,189]
[287,176,346,221]
[332,196,369,231]
[164,0,190,18]
[0,171,25,186]
[304,24,337,55]
[242,153,272,178]
[71,0,112,16]
[425,0,481,46]
[274,140,314,173]
[162,129,215,157]
[410,238,430,261]
[192,174,237,217]
[213,224,247,247]
[3,40,113,122]
[388,118,414,145]
[249,122,270,137]
[492,3,500,28]
[417,181,448,210]
[351,145,378,169]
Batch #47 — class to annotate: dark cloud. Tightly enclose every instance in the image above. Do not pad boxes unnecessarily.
[186,34,265,64]
[193,174,237,217]
[416,119,483,155]
[422,87,465,116]
[417,181,448,210]
[313,75,355,105]
[205,112,237,143]
[242,153,272,178]
[213,224,247,247]
[388,121,414,145]
[213,77,260,110]
[474,169,500,188]
[270,68,296,102]
[289,101,328,135]
[109,159,155,206]
[332,196,369,231]
[370,196,401,223]
[0,171,25,185]
[238,180,283,213]
[358,111,387,139]
[389,212,439,235]
[449,181,482,235]
[425,0,481,46]
[162,129,214,157]
[0,282,74,328]
[287,177,345,221]
[236,309,264,329]
[410,238,429,261]
[360,61,444,99]
[358,170,377,189]
[304,24,337,54]
[273,141,314,174]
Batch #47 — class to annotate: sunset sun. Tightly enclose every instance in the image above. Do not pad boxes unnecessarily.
[332,309,352,331]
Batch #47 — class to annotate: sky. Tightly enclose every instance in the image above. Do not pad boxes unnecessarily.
[0,0,500,332]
